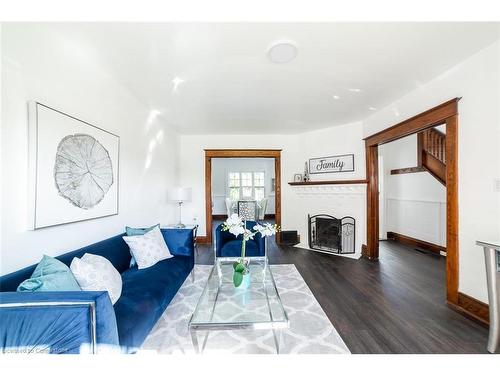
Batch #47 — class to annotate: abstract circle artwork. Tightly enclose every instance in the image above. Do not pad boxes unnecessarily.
[54,134,114,209]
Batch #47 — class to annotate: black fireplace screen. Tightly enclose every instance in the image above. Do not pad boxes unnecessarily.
[308,214,355,254]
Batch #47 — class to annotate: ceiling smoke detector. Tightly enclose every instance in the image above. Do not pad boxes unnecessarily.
[268,40,298,63]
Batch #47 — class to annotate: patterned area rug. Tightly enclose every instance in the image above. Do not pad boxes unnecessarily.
[141,264,350,354]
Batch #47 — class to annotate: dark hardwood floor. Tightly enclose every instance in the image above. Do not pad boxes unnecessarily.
[195,228,489,353]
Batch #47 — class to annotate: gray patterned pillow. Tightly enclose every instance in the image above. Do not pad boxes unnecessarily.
[122,226,173,269]
[70,253,122,304]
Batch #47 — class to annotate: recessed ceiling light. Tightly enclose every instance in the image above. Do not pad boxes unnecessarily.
[348,88,362,93]
[368,106,377,111]
[268,40,298,64]
[332,95,340,100]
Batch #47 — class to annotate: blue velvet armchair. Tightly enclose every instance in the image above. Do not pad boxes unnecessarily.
[215,220,266,258]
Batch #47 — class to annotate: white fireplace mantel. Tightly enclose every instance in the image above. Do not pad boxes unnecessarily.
[291,184,365,196]
[286,183,366,259]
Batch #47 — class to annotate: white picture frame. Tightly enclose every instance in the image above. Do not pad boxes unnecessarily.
[28,102,120,229]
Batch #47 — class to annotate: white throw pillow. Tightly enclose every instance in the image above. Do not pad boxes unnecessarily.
[70,253,122,305]
[122,226,173,269]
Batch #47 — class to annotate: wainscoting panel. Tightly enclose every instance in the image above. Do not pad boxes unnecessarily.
[386,198,446,247]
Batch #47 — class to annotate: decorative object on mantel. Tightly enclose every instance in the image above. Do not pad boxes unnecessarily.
[293,173,303,182]
[309,154,354,174]
[303,162,310,181]
[28,101,119,230]
[221,214,279,288]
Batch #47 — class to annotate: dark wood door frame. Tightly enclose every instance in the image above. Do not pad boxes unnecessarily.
[204,149,282,245]
[363,98,460,305]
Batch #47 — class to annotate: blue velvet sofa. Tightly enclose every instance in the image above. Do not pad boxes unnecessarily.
[0,228,194,354]
[215,221,266,258]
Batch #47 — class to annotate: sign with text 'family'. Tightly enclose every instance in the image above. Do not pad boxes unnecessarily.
[309,154,355,174]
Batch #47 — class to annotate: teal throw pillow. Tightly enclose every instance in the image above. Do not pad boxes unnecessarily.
[17,255,81,292]
[125,224,160,268]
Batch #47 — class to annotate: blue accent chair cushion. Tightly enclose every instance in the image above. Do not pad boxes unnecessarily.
[215,221,266,258]
[0,291,119,353]
[0,228,195,354]
[17,255,81,292]
[125,224,160,268]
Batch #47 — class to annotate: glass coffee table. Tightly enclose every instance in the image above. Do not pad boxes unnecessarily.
[188,257,289,353]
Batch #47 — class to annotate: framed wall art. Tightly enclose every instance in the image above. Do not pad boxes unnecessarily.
[308,154,354,174]
[28,102,120,229]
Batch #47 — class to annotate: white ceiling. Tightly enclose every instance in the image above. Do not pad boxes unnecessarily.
[31,23,500,134]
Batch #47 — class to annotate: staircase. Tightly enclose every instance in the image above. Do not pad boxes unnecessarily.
[390,127,446,186]
[419,128,446,186]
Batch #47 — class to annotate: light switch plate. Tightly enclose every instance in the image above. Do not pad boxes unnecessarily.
[495,178,500,192]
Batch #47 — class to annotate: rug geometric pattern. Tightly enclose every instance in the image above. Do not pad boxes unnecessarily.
[141,264,350,354]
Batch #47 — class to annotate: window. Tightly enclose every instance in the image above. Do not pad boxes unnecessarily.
[228,172,240,201]
[227,172,265,200]
[254,172,265,200]
[241,172,253,199]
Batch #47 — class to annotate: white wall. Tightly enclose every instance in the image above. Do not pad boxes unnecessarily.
[379,134,446,246]
[1,24,180,275]
[211,158,275,215]
[0,25,3,261]
[364,40,500,303]
[179,121,366,254]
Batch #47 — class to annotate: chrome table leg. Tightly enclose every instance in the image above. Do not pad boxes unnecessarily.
[483,246,500,353]
[190,327,200,354]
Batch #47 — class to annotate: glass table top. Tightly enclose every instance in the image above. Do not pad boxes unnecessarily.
[189,257,289,330]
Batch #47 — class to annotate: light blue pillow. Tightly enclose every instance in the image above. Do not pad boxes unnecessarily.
[17,255,81,292]
[125,224,160,268]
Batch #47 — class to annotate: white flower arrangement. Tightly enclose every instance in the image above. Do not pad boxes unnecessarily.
[252,222,278,238]
[221,214,280,287]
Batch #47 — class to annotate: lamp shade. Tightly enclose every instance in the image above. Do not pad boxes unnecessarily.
[168,187,192,202]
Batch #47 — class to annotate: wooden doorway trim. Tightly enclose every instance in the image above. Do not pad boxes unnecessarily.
[204,149,282,245]
[363,98,460,305]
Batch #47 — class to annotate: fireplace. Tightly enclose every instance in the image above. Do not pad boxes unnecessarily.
[308,214,355,254]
